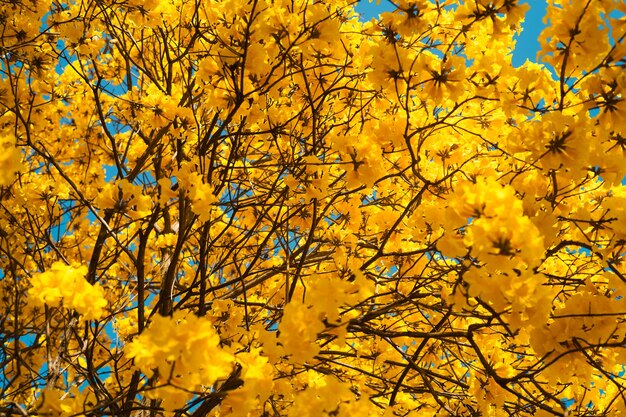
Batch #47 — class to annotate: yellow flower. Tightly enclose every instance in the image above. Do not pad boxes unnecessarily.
[278,301,325,364]
[28,262,107,320]
[0,134,21,186]
[126,311,234,410]
[37,387,97,417]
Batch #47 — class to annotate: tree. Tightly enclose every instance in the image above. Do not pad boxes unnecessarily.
[1,0,625,415]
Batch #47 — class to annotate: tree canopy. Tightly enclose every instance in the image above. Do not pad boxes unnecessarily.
[1,0,626,415]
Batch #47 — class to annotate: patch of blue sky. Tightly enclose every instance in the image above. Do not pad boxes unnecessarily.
[103,164,119,182]
[54,200,75,242]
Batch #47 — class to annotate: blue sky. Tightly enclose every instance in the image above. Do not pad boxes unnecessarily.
[355,0,548,66]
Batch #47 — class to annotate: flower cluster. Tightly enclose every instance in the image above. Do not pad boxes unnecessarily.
[28,262,107,320]
[125,311,235,410]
